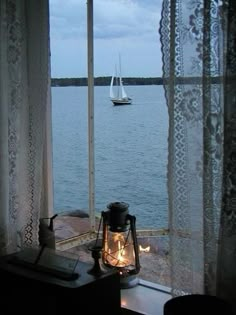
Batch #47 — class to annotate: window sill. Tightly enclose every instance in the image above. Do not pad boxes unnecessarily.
[121,279,171,315]
[54,215,171,314]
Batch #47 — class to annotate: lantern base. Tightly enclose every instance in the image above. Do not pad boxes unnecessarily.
[120,274,139,289]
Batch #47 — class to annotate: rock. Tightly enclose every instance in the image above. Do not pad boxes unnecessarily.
[59,209,89,218]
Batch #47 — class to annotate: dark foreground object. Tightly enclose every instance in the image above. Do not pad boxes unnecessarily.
[0,248,121,314]
[164,294,233,315]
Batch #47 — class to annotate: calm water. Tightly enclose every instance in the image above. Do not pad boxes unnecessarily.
[52,85,168,229]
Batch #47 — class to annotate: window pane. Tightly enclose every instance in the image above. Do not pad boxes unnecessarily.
[52,85,168,230]
[52,86,88,212]
[94,85,168,230]
[50,0,170,287]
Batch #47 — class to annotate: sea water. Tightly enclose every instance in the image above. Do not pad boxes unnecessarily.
[52,85,168,229]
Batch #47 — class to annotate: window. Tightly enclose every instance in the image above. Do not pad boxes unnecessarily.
[49,0,169,287]
[2,1,235,310]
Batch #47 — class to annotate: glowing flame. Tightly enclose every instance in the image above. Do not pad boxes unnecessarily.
[139,245,150,253]
[105,231,135,267]
[117,241,125,262]
[106,239,129,267]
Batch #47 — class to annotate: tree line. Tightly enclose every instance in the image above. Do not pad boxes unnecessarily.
[51,76,214,87]
[51,77,164,87]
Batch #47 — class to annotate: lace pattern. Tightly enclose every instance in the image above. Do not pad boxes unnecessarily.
[0,0,52,253]
[160,0,235,297]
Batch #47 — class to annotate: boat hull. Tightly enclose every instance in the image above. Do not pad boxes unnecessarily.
[111,98,132,105]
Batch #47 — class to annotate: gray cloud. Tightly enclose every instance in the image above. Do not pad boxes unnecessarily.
[50,0,161,40]
[49,0,163,77]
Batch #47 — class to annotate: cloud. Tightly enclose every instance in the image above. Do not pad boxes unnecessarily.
[49,0,87,39]
[49,0,163,77]
[50,0,161,40]
[94,0,161,40]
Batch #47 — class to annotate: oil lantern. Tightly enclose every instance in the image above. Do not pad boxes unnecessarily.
[101,201,140,288]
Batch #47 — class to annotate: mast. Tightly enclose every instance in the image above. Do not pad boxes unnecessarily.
[114,64,120,98]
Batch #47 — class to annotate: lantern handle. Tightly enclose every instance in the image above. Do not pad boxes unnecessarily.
[127,214,141,274]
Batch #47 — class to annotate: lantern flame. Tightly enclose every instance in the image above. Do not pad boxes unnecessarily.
[139,245,150,253]
[105,232,133,267]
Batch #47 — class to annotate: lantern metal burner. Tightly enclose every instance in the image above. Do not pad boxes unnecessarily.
[96,201,140,289]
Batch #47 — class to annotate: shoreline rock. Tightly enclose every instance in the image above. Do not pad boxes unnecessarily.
[59,209,89,218]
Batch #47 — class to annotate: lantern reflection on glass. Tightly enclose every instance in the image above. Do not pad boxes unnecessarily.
[101,202,140,289]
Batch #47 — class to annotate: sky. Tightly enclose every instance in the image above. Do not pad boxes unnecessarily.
[49,0,163,78]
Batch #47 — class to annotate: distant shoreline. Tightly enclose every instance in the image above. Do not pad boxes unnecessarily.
[51,76,163,87]
[51,76,218,87]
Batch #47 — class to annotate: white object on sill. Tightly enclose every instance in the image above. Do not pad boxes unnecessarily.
[121,279,171,315]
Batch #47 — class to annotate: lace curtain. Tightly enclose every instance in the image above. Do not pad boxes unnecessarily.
[0,0,53,255]
[160,0,236,309]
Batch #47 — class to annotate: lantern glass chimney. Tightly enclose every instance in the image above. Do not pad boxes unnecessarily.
[100,201,140,288]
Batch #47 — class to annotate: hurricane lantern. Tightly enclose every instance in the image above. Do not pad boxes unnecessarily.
[101,202,140,288]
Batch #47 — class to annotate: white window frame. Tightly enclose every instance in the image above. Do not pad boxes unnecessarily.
[87,0,96,232]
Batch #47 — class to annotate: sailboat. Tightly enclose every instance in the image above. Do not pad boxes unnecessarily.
[109,57,132,106]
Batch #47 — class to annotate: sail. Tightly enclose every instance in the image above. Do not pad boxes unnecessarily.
[109,75,115,99]
[120,77,128,99]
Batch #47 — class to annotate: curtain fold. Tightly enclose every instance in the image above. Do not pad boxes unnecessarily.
[217,0,236,311]
[160,0,236,308]
[0,0,53,255]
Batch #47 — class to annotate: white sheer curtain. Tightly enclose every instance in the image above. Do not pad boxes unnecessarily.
[0,0,53,255]
[160,0,236,311]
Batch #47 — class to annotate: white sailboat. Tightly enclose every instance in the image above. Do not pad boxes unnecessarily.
[110,57,132,106]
